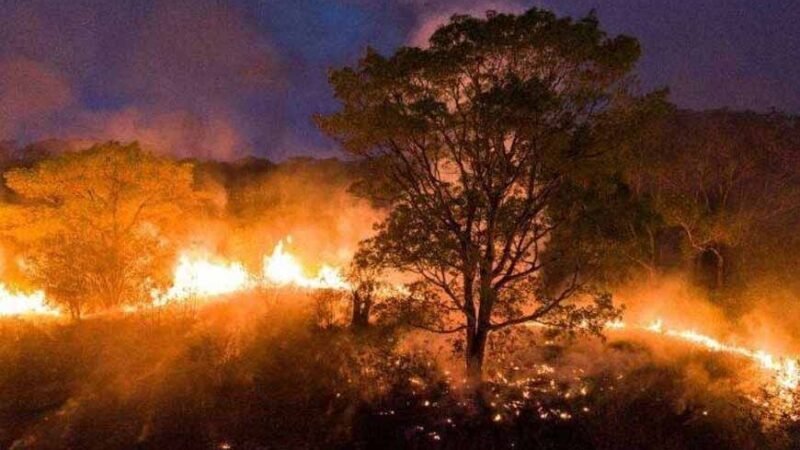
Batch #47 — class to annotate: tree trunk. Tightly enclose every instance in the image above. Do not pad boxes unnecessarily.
[350,292,371,329]
[466,275,496,380]
[710,247,725,290]
[466,324,488,384]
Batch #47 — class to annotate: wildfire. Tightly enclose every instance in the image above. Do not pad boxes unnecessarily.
[155,254,255,304]
[0,236,797,406]
[154,236,349,306]
[0,283,56,316]
[608,319,800,391]
[262,237,350,290]
[0,236,351,313]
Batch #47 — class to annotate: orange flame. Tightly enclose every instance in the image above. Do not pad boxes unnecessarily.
[155,236,349,306]
[0,283,57,316]
[608,319,799,394]
[1,237,798,410]
[262,237,349,290]
[155,254,255,305]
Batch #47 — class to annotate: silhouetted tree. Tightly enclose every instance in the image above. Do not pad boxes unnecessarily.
[319,8,644,379]
[347,250,385,329]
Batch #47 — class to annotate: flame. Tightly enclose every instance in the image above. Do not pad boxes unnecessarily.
[0,283,57,316]
[155,254,255,305]
[263,239,305,286]
[156,236,350,305]
[1,234,797,406]
[262,237,349,290]
[606,318,800,392]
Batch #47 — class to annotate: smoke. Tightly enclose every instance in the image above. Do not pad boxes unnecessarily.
[0,0,593,160]
[0,59,74,138]
[612,273,800,363]
[71,108,247,160]
[0,0,796,161]
[0,0,280,159]
[180,158,383,274]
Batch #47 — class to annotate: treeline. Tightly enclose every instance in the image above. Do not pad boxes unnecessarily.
[0,107,797,318]
[0,141,368,318]
[623,109,800,306]
[0,100,799,450]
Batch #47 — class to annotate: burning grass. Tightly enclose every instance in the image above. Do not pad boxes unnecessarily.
[0,293,795,450]
[0,147,797,448]
[0,235,350,314]
[1,237,799,449]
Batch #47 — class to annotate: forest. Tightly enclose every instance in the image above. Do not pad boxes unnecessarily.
[0,7,799,450]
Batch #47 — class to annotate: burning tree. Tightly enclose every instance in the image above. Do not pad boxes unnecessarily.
[318,9,644,379]
[0,142,200,318]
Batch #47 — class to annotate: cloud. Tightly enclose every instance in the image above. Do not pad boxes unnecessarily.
[0,0,536,159]
[0,0,796,158]
[118,0,277,105]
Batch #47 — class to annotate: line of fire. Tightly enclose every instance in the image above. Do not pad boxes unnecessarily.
[0,6,799,450]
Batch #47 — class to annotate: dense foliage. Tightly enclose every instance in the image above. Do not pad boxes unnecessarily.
[317,8,649,379]
[0,143,200,318]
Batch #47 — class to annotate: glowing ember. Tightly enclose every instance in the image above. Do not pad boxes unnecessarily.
[0,283,57,316]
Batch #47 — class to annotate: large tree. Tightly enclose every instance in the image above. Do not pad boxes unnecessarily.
[0,142,199,318]
[318,9,645,379]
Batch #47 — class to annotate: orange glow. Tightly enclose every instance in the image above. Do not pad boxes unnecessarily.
[262,237,349,290]
[605,318,799,404]
[155,253,255,305]
[0,283,57,316]
[2,234,798,410]
[263,239,305,286]
[155,236,350,306]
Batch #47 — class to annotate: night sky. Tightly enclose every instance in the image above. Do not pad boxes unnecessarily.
[0,0,797,160]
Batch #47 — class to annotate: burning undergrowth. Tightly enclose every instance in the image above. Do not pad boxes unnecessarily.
[0,290,793,450]
[0,141,798,448]
[0,294,435,449]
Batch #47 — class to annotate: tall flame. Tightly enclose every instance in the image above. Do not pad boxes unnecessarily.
[155,236,349,306]
[263,239,305,286]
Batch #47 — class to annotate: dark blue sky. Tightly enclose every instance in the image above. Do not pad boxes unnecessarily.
[0,0,797,159]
